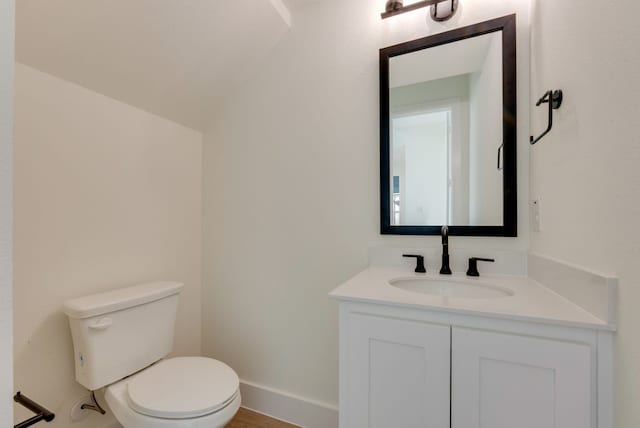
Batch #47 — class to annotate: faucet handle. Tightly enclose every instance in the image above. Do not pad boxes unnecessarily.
[403,254,426,273]
[466,257,495,277]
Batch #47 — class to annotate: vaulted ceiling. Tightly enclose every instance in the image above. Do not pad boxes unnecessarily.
[16,0,293,130]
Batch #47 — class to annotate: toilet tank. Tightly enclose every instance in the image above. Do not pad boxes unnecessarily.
[63,281,184,391]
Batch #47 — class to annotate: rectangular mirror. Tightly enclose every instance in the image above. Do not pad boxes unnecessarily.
[380,15,517,236]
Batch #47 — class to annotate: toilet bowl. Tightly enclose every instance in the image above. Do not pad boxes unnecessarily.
[105,357,241,428]
[63,282,241,428]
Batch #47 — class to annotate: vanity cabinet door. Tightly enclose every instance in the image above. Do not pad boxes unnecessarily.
[343,313,450,428]
[451,327,592,428]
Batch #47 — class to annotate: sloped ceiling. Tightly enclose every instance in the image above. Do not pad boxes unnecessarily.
[390,32,497,88]
[281,0,322,10]
[16,0,291,130]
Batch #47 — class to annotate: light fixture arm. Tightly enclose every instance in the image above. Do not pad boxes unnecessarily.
[381,0,459,20]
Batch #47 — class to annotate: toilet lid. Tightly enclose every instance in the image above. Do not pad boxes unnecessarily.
[127,357,239,419]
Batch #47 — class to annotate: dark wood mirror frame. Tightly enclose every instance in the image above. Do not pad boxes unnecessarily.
[380,14,517,237]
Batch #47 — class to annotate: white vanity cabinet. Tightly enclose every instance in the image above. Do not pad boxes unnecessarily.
[338,302,612,428]
[451,327,592,428]
[344,313,450,428]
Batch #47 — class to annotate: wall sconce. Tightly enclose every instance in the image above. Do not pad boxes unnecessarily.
[382,0,459,21]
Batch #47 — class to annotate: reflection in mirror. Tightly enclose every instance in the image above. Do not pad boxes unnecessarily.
[380,14,517,236]
[389,32,503,227]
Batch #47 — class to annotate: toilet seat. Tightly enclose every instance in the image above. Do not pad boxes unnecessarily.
[105,357,241,428]
[127,357,239,419]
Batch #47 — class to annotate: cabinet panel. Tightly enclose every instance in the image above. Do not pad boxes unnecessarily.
[452,327,592,428]
[344,313,450,428]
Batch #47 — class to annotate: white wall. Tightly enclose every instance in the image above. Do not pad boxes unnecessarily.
[469,32,503,225]
[13,64,203,428]
[529,0,640,426]
[390,74,469,105]
[0,0,14,425]
[202,0,531,412]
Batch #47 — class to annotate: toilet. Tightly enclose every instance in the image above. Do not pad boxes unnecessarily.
[63,281,240,428]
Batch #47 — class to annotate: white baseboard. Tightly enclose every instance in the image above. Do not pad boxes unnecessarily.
[239,380,338,428]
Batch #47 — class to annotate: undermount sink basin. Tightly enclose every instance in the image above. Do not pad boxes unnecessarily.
[389,277,514,299]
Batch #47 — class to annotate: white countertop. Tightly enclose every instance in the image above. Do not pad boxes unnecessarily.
[329,267,613,330]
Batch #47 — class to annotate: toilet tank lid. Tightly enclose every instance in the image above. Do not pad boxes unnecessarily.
[63,281,184,319]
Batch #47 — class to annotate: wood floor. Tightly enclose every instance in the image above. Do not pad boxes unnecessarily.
[226,408,300,428]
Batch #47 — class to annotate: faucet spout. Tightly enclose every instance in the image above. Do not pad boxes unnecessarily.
[440,226,452,275]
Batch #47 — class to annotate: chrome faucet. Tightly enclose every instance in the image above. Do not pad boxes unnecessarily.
[440,226,452,275]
